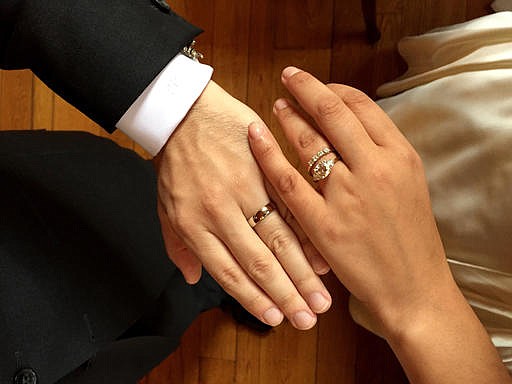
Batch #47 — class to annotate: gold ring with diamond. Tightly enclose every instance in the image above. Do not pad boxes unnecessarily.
[248,203,276,228]
[310,157,339,182]
[307,147,332,170]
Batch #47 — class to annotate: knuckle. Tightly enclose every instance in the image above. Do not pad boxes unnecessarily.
[324,222,343,243]
[298,130,318,150]
[289,274,314,292]
[173,215,192,236]
[266,228,294,256]
[258,138,276,159]
[316,96,343,120]
[327,83,369,106]
[200,186,227,220]
[169,206,194,235]
[247,257,275,282]
[216,265,243,293]
[277,104,297,121]
[277,170,299,195]
[372,167,390,184]
[402,147,423,170]
[274,290,300,311]
[344,87,371,107]
[326,83,344,93]
[247,292,269,311]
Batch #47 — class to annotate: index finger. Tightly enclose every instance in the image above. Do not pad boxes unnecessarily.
[281,67,374,167]
[247,122,326,236]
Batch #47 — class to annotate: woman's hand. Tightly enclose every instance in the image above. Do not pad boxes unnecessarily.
[248,67,450,335]
[248,67,511,383]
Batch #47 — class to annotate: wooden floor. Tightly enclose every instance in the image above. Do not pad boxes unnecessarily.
[0,0,492,383]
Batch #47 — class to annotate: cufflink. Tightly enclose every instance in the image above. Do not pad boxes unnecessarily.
[151,0,171,13]
[181,40,204,62]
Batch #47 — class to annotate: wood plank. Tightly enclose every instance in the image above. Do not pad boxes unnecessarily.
[173,318,202,384]
[32,75,54,130]
[0,70,32,130]
[400,0,467,37]
[100,128,135,151]
[355,327,409,384]
[246,0,276,124]
[178,0,215,62]
[331,0,379,96]
[259,323,318,384]
[316,274,357,384]
[428,0,467,29]
[371,12,407,93]
[52,89,134,149]
[210,0,251,101]
[199,357,236,384]
[234,327,262,384]
[200,309,237,361]
[466,0,493,20]
[52,94,101,134]
[140,315,203,384]
[133,143,152,160]
[274,0,335,49]
[376,0,403,13]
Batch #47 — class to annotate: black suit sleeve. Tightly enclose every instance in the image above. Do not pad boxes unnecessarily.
[0,0,202,132]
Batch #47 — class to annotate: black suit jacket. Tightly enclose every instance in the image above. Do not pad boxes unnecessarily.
[0,2,211,383]
[1,0,201,130]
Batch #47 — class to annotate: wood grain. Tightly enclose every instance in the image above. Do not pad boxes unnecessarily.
[0,69,32,130]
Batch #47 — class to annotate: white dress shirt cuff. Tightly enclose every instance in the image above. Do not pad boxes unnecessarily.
[116,53,213,156]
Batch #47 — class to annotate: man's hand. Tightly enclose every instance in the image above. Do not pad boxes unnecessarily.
[153,81,331,330]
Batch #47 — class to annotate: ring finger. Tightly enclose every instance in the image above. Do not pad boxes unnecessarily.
[216,207,320,330]
[247,203,332,315]
[273,98,349,188]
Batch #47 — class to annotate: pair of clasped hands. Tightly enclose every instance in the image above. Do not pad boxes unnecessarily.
[154,66,448,334]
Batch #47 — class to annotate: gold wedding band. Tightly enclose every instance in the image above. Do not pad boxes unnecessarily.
[307,147,341,182]
[248,203,275,228]
[307,147,332,170]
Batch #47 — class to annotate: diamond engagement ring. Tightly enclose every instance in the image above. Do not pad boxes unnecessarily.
[310,157,339,182]
[307,147,332,170]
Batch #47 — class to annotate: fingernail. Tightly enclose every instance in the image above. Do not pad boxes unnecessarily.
[262,307,284,326]
[312,258,330,275]
[274,98,289,112]
[248,122,264,140]
[282,66,301,79]
[293,311,316,330]
[309,292,331,313]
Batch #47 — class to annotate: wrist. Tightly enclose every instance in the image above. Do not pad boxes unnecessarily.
[153,79,262,167]
[152,79,215,164]
[383,276,466,346]
[383,280,510,384]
